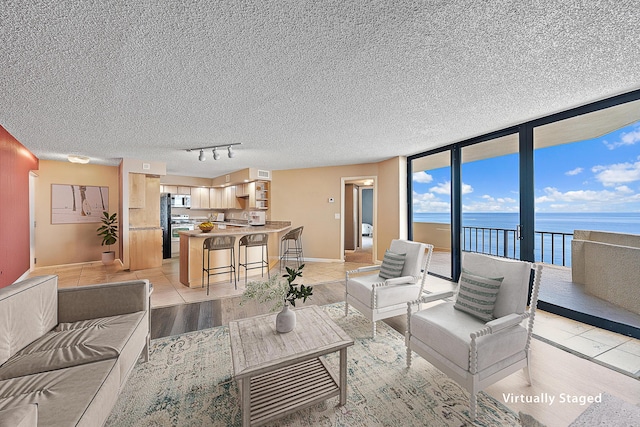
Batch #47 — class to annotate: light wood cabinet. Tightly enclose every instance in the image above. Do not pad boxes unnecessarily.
[190,187,211,209]
[210,188,223,209]
[249,181,269,210]
[161,185,178,194]
[177,186,191,195]
[129,173,146,208]
[129,228,162,270]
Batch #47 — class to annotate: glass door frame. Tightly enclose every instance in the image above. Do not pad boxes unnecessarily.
[408,88,640,282]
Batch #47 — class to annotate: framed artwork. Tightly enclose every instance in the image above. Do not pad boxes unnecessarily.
[51,184,109,224]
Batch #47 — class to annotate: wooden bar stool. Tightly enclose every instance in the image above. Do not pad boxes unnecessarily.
[202,235,236,295]
[238,233,270,284]
[279,226,304,271]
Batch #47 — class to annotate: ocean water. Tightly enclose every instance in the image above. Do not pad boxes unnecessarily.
[413,212,640,266]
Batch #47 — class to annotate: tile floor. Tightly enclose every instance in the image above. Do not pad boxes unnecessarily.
[29,257,640,379]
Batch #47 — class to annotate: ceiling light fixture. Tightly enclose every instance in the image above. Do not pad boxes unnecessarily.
[186,143,241,161]
[68,155,90,164]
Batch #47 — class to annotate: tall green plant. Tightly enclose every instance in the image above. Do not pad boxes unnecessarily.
[97,211,118,252]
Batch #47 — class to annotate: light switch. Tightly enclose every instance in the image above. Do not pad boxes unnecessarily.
[334,213,340,219]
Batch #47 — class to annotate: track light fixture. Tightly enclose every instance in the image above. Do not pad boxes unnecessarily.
[186,143,241,161]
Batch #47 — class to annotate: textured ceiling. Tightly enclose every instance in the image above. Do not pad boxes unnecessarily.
[2,1,640,178]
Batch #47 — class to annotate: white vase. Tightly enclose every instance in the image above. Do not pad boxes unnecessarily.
[276,303,296,333]
[101,251,115,266]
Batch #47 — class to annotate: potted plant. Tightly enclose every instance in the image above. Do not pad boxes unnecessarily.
[241,264,313,333]
[97,211,118,265]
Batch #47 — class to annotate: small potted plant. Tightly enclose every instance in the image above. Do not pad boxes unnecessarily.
[241,264,313,333]
[97,211,118,265]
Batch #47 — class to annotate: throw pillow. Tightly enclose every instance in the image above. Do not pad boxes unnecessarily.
[454,270,504,321]
[379,250,406,280]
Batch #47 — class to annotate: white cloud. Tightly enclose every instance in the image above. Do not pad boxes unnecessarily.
[602,125,640,150]
[535,186,639,212]
[412,171,433,184]
[592,161,640,186]
[412,191,450,212]
[430,181,473,195]
[565,167,583,176]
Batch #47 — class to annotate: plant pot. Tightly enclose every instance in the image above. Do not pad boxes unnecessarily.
[276,303,296,333]
[101,251,116,266]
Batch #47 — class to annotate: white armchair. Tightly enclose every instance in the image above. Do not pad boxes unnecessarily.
[345,239,433,338]
[405,252,542,420]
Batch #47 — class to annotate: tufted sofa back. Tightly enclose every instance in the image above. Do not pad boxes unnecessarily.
[0,275,58,365]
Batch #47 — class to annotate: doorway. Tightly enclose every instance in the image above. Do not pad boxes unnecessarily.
[342,177,376,264]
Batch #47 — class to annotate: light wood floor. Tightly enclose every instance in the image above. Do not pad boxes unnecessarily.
[152,281,640,427]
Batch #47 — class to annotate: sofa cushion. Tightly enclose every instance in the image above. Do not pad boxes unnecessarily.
[0,359,119,427]
[389,239,426,277]
[410,301,528,372]
[0,276,58,366]
[0,312,144,381]
[0,404,37,427]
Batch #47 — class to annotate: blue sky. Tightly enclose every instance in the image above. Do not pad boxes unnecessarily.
[413,120,640,213]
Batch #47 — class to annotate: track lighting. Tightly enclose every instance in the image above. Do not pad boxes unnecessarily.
[186,143,241,161]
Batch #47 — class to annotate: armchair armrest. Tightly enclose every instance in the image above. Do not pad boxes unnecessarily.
[421,290,455,303]
[58,279,150,324]
[346,265,381,275]
[383,275,418,286]
[485,313,528,333]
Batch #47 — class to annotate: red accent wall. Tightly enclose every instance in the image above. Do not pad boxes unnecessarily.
[0,125,39,288]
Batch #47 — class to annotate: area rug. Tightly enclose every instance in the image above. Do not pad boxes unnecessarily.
[106,303,519,426]
[568,393,640,426]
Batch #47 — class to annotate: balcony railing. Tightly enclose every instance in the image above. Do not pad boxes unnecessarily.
[462,226,574,266]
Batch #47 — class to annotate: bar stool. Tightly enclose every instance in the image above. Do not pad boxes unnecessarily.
[202,235,236,295]
[279,226,304,271]
[238,233,270,284]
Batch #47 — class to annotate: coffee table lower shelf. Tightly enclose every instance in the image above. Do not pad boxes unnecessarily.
[245,357,340,426]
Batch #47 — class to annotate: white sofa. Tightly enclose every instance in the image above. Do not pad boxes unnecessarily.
[0,275,150,426]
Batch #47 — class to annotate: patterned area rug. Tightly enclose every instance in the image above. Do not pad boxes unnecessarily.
[106,303,519,426]
[568,393,640,426]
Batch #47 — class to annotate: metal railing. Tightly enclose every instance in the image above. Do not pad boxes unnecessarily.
[462,226,574,266]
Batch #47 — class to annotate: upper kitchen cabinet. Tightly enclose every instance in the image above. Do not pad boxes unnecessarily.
[129,173,147,208]
[248,181,269,209]
[190,187,210,209]
[160,184,177,194]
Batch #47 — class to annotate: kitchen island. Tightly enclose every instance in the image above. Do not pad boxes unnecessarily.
[178,221,292,288]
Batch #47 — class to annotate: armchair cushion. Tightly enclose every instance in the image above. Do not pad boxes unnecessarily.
[410,302,528,372]
[379,250,406,279]
[347,274,422,309]
[454,270,503,321]
[389,239,426,277]
[462,252,532,318]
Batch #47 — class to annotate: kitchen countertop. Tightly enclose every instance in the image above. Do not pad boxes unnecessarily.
[178,221,291,237]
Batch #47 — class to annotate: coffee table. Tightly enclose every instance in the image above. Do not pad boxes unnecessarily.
[229,305,354,427]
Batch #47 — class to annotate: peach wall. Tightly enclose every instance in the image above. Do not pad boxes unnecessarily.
[34,160,120,267]
[271,158,406,262]
[0,126,39,287]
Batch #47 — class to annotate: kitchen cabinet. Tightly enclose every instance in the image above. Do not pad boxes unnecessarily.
[177,186,191,195]
[161,185,178,194]
[129,173,146,208]
[190,187,210,209]
[210,188,222,209]
[224,186,240,209]
[249,181,269,210]
[129,228,162,270]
